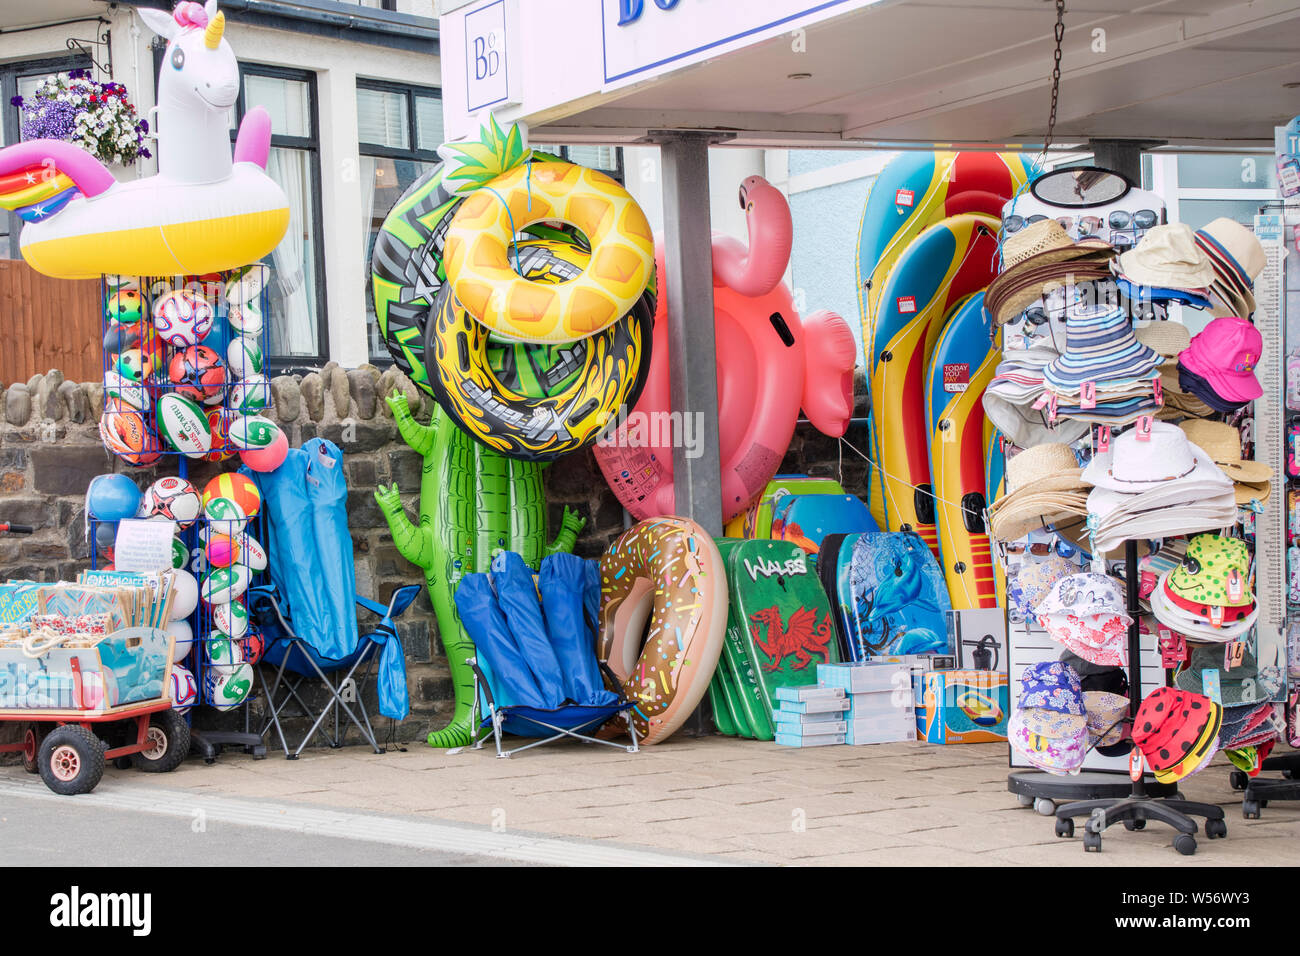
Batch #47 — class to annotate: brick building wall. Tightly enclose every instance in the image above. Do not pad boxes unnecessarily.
[0,365,869,747]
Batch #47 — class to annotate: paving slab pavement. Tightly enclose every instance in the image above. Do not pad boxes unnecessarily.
[59,735,1300,865]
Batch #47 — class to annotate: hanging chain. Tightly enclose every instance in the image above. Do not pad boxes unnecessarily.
[1041,0,1066,157]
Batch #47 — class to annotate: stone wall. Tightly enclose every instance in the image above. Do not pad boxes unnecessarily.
[0,366,869,747]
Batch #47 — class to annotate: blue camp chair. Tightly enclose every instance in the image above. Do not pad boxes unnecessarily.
[249,584,421,759]
[468,655,639,759]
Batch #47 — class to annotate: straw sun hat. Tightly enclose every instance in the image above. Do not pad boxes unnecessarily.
[987,442,1089,542]
[987,220,1115,327]
[1177,419,1272,504]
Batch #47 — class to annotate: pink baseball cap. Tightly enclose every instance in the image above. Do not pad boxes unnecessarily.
[1178,317,1263,403]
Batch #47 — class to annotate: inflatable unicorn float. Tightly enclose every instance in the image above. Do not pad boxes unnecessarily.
[0,1,288,278]
[593,175,858,524]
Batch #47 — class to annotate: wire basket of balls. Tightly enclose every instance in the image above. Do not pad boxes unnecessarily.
[86,471,269,720]
[100,264,285,471]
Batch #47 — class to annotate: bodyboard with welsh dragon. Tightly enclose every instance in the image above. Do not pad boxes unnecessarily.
[706,539,775,740]
[842,532,952,660]
[727,540,841,721]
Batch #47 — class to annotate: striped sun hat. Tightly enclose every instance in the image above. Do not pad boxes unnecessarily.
[1194,218,1265,319]
[1043,304,1164,390]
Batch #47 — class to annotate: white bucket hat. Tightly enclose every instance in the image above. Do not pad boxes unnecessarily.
[1116,223,1215,293]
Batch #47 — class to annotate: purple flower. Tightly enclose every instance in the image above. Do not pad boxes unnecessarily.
[9,95,21,107]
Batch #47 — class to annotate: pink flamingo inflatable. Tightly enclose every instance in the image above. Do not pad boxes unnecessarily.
[593,176,857,523]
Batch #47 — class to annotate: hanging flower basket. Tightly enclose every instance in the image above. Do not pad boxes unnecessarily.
[11,70,151,166]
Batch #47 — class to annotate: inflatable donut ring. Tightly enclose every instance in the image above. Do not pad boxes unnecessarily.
[597,517,728,745]
[442,161,655,344]
[428,238,654,461]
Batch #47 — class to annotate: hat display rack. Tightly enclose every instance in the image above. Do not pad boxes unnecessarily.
[991,164,1293,854]
[94,270,273,764]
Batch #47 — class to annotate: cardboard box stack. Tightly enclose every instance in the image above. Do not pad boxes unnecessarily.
[772,685,850,747]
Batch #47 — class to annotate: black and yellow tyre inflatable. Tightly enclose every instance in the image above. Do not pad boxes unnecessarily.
[426,239,654,461]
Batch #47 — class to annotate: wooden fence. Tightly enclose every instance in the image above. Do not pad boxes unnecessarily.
[0,259,100,386]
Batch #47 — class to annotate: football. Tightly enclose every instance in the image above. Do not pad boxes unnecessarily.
[105,289,144,326]
[168,345,226,404]
[228,414,281,451]
[239,631,265,665]
[169,663,198,713]
[139,476,202,529]
[169,570,200,620]
[156,394,212,457]
[204,661,254,712]
[153,289,215,346]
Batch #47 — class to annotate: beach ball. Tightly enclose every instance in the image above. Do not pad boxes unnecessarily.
[239,426,288,473]
[240,631,265,666]
[168,345,225,404]
[202,473,261,517]
[153,289,215,346]
[170,570,200,620]
[105,289,144,326]
[170,664,198,714]
[206,534,241,568]
[166,619,194,662]
[204,662,253,712]
[86,473,141,522]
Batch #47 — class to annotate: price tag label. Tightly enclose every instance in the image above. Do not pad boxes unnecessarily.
[895,188,914,208]
[1202,669,1223,705]
[896,296,917,314]
[1225,641,1245,670]
[1153,375,1164,406]
[1129,747,1144,781]
[1080,380,1097,410]
[1096,426,1111,454]
[1135,415,1154,440]
[1158,628,1186,667]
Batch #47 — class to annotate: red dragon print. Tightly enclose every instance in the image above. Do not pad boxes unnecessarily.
[749,605,832,671]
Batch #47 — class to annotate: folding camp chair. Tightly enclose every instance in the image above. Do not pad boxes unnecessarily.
[249,584,421,759]
[468,655,639,758]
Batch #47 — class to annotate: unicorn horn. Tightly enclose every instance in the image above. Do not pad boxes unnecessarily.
[204,11,225,48]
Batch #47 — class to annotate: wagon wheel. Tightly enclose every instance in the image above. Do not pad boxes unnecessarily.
[37,725,105,796]
[132,710,191,773]
[22,723,49,774]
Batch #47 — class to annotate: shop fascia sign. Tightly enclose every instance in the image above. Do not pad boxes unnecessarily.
[460,0,522,115]
[600,0,878,87]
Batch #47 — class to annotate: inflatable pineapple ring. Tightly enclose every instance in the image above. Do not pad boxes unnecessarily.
[442,161,655,344]
[427,238,654,461]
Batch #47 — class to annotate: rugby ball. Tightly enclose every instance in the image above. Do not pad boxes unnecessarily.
[226,263,269,306]
[152,289,215,346]
[205,661,254,712]
[206,533,241,568]
[202,473,261,517]
[169,663,198,714]
[157,394,212,458]
[170,570,199,620]
[201,564,251,605]
[229,376,271,413]
[213,600,249,639]
[238,533,268,572]
[227,302,265,336]
[203,496,248,536]
[171,536,190,570]
[239,632,265,666]
[206,635,245,667]
[228,414,281,451]
[103,370,149,411]
[139,476,202,529]
[227,337,264,378]
[166,619,193,662]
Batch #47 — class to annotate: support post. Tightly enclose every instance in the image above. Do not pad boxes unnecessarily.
[1086,139,1164,184]
[654,131,724,537]
[651,130,724,737]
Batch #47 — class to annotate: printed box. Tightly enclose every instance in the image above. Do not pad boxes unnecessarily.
[922,669,1009,744]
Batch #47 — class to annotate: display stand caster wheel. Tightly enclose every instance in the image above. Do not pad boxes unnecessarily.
[1229,770,1248,791]
[1242,799,1261,819]
[1205,819,1227,839]
[1283,769,1296,780]
[1083,830,1102,852]
[1016,793,1034,808]
[1034,797,1055,816]
[1123,819,1146,831]
[1174,833,1197,856]
[1055,817,1074,838]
